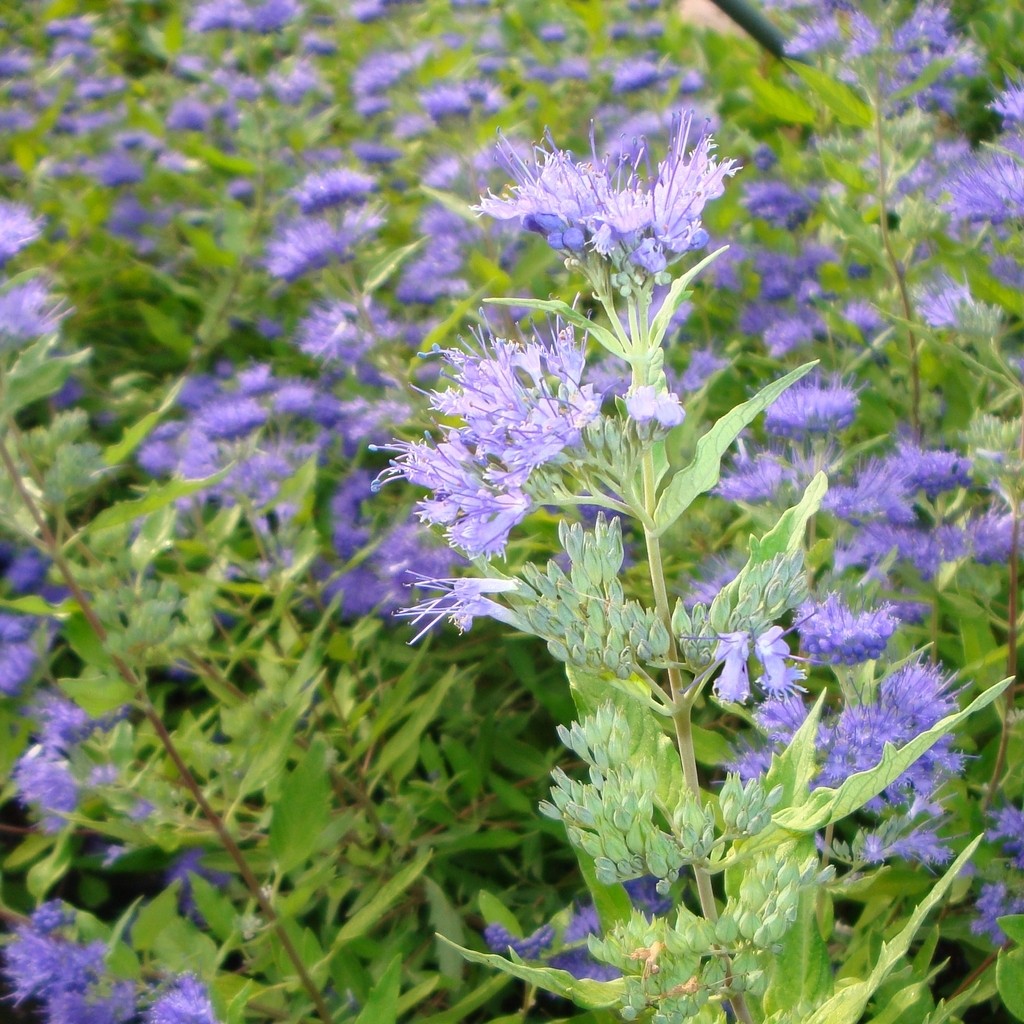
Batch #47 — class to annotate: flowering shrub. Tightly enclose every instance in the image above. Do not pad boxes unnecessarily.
[1,0,1024,1022]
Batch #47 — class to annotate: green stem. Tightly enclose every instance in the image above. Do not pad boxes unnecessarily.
[640,446,755,1024]
[872,78,921,439]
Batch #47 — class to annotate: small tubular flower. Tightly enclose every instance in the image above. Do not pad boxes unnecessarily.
[714,632,750,702]
[397,576,520,642]
[624,385,685,428]
[753,626,804,697]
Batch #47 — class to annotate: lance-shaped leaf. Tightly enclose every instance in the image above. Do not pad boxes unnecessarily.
[1,333,91,417]
[800,838,981,1024]
[786,61,873,128]
[648,246,727,349]
[774,680,1010,833]
[485,296,628,359]
[653,363,816,535]
[749,471,828,561]
[438,938,625,1009]
[765,692,827,810]
[83,469,232,536]
[566,665,683,811]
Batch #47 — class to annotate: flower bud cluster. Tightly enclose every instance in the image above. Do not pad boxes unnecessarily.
[540,704,714,892]
[674,552,808,673]
[583,415,644,478]
[515,517,670,677]
[718,773,783,838]
[588,908,711,1022]
[710,551,809,639]
[965,412,1024,488]
[587,843,831,1022]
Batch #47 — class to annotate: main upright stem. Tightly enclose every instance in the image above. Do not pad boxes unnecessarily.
[641,445,755,1024]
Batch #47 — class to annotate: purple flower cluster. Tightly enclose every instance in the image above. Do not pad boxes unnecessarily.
[0,613,41,697]
[734,660,963,864]
[786,0,979,115]
[189,0,300,34]
[971,805,1024,945]
[3,903,220,1024]
[136,356,426,587]
[0,201,43,267]
[764,374,859,439]
[10,693,114,833]
[290,166,377,214]
[947,84,1024,225]
[476,110,739,275]
[798,593,897,665]
[374,325,600,557]
[264,208,383,281]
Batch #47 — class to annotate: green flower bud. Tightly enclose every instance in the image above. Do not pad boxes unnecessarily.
[737,909,760,941]
[547,638,569,663]
[715,912,739,945]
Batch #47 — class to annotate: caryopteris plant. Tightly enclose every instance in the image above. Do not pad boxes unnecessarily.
[376,111,1008,1023]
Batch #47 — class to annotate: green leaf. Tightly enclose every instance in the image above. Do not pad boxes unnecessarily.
[136,303,192,358]
[416,976,509,1024]
[192,143,258,176]
[999,914,1024,946]
[179,224,236,268]
[485,296,627,359]
[129,504,179,571]
[423,877,466,980]
[438,939,625,1009]
[133,884,181,953]
[373,667,461,784]
[968,265,1024,319]
[566,665,683,810]
[765,693,827,809]
[749,471,828,562]
[363,239,426,293]
[775,681,1010,832]
[354,955,403,1024]
[648,247,727,347]
[27,833,71,900]
[84,470,231,536]
[786,61,873,127]
[803,838,981,1024]
[163,8,183,54]
[653,363,816,535]
[888,57,955,107]
[334,849,432,945]
[478,891,523,936]
[269,737,332,873]
[419,184,479,225]
[0,334,91,417]
[819,150,872,192]
[0,594,76,617]
[691,723,733,767]
[64,614,115,671]
[104,379,184,465]
[189,872,237,943]
[997,945,1024,1021]
[576,848,633,935]
[747,75,817,125]
[60,671,135,716]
